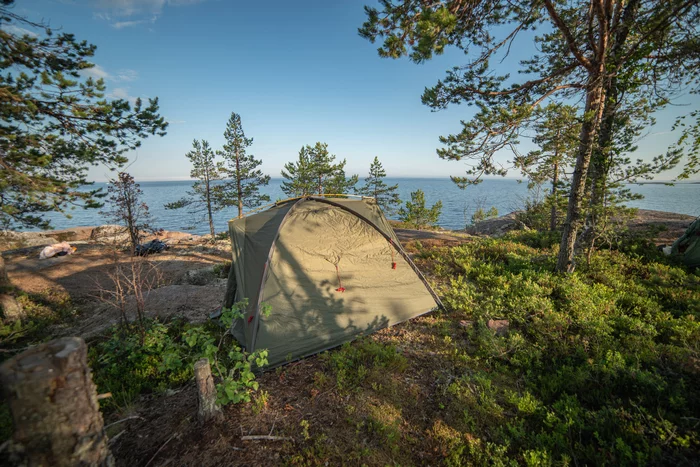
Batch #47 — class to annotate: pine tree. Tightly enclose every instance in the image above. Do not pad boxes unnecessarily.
[514,104,580,231]
[398,190,442,230]
[357,157,401,215]
[164,140,224,239]
[281,142,358,197]
[0,2,166,308]
[100,173,151,252]
[218,113,270,218]
[280,146,315,197]
[360,0,700,272]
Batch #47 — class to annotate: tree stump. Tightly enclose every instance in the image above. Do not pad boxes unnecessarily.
[194,358,222,422]
[0,337,113,466]
[0,293,24,323]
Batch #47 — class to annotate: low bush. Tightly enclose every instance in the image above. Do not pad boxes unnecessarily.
[417,234,700,464]
[89,300,268,413]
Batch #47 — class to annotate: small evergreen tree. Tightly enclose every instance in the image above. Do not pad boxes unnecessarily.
[280,146,315,197]
[100,173,151,252]
[164,140,224,239]
[357,157,401,214]
[219,113,270,218]
[281,142,358,196]
[514,104,579,231]
[398,190,442,230]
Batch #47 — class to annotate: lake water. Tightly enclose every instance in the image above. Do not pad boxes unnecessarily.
[35,178,700,235]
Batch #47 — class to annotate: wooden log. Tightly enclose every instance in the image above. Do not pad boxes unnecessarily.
[194,358,222,422]
[0,337,113,466]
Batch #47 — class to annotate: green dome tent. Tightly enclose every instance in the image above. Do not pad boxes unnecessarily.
[671,216,700,269]
[222,196,442,367]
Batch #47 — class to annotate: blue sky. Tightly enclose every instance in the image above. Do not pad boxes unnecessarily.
[11,0,700,181]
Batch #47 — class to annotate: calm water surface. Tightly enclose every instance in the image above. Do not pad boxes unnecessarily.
[35,178,700,235]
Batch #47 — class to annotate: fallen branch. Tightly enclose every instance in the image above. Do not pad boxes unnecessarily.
[145,433,177,467]
[241,435,293,442]
[108,430,126,445]
[104,415,144,429]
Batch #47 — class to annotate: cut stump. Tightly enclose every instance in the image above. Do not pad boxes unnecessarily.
[0,337,113,466]
[194,358,222,422]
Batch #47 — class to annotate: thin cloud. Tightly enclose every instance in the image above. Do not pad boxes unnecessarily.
[108,87,139,105]
[113,18,151,29]
[81,64,111,80]
[116,69,139,81]
[3,24,39,37]
[93,0,207,29]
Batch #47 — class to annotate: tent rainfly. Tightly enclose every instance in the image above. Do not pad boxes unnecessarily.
[222,196,443,367]
[671,217,700,269]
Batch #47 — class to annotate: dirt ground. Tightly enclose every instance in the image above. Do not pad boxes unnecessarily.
[3,233,231,338]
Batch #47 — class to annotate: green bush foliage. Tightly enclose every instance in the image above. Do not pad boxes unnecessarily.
[471,206,498,225]
[418,232,700,465]
[89,300,268,412]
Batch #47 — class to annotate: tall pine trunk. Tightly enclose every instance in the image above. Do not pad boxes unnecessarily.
[236,150,243,218]
[556,75,606,273]
[205,172,215,239]
[585,0,639,242]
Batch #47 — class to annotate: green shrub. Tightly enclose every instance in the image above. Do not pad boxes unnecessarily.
[471,206,498,225]
[89,300,268,412]
[426,235,700,464]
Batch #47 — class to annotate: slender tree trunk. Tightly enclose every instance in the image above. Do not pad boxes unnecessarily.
[125,187,137,253]
[236,151,243,218]
[556,75,606,273]
[0,337,113,466]
[550,160,559,232]
[205,173,215,239]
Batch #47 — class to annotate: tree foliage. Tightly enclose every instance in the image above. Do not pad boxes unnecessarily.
[0,1,167,230]
[360,0,700,272]
[218,113,270,218]
[100,172,151,252]
[398,189,442,230]
[164,140,224,238]
[357,156,401,214]
[281,142,358,197]
[515,104,580,231]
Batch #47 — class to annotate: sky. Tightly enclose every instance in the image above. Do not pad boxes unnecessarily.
[9,0,700,181]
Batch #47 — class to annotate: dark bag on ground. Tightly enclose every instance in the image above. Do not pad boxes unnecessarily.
[134,240,169,256]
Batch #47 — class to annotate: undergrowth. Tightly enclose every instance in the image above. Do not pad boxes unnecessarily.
[295,231,699,465]
[89,300,268,413]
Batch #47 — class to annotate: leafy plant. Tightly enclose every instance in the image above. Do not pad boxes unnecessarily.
[89,300,269,412]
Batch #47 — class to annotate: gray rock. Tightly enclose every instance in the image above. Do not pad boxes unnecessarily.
[487,319,510,336]
[466,212,529,237]
[183,267,217,286]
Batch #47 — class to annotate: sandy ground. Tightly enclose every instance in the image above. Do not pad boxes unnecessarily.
[3,234,232,337]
